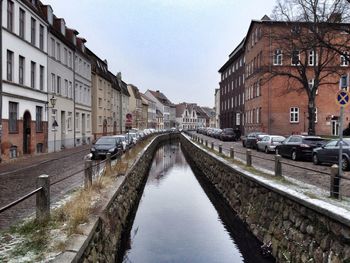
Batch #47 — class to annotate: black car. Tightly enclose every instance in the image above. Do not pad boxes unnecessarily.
[276,135,326,161]
[243,132,267,149]
[312,139,350,170]
[220,128,236,141]
[90,136,123,159]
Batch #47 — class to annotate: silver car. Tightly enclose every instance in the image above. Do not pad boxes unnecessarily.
[257,135,286,153]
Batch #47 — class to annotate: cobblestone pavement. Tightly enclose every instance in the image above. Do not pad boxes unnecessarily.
[0,145,93,230]
[190,132,350,198]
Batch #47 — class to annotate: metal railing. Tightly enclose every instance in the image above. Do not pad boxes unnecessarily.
[188,132,346,199]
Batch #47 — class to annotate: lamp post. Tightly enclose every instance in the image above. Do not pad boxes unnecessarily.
[46,95,57,152]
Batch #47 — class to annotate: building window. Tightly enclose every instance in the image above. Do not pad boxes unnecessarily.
[67,112,72,130]
[236,113,240,126]
[9,102,18,133]
[19,8,25,38]
[57,76,61,94]
[291,50,300,66]
[7,0,14,32]
[290,107,299,123]
[87,114,91,129]
[31,17,36,45]
[64,48,68,65]
[56,42,61,61]
[39,65,44,90]
[31,61,36,88]
[39,25,44,50]
[341,52,349,67]
[51,38,55,58]
[19,56,25,85]
[309,50,317,66]
[7,50,13,81]
[36,106,43,132]
[76,113,80,130]
[51,73,55,93]
[315,107,318,123]
[64,79,68,97]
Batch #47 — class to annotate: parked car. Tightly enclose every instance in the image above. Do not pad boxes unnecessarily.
[112,135,128,152]
[276,135,327,161]
[257,135,286,153]
[243,132,268,149]
[312,139,350,170]
[90,136,123,159]
[220,128,236,141]
[213,129,223,139]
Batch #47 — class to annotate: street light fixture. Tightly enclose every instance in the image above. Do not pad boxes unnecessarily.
[45,95,56,110]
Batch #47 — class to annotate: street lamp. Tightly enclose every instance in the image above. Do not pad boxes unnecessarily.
[45,95,58,152]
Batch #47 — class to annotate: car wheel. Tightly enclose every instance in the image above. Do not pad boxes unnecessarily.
[342,156,350,171]
[291,150,298,161]
[265,147,269,154]
[312,154,320,165]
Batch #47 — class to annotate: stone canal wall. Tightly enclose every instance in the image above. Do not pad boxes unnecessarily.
[180,134,350,263]
[76,133,179,263]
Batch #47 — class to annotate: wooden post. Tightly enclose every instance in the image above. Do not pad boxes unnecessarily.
[230,147,234,159]
[219,144,222,154]
[205,140,208,147]
[106,153,112,175]
[211,142,214,150]
[275,155,282,177]
[84,160,93,189]
[246,149,252,167]
[36,175,50,222]
[330,164,340,199]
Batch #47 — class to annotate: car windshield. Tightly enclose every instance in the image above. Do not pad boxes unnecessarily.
[96,137,116,145]
[303,138,325,144]
[272,137,285,142]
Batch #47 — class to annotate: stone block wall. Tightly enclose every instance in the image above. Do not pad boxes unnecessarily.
[180,135,350,263]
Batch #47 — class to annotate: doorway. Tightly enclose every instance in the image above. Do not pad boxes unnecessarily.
[61,111,65,148]
[331,119,339,136]
[23,111,32,154]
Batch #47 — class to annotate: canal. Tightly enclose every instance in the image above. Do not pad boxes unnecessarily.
[120,141,275,263]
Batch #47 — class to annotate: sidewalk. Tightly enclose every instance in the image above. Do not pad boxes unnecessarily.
[0,145,91,176]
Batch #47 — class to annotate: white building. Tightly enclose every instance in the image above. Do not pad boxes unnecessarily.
[42,5,75,152]
[215,88,220,128]
[145,90,173,130]
[175,103,198,130]
[116,73,130,133]
[2,0,48,160]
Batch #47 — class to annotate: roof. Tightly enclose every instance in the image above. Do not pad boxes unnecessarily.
[86,48,111,82]
[195,106,210,119]
[148,90,174,107]
[175,103,197,118]
[128,84,142,100]
[141,93,156,104]
[218,38,245,73]
[201,107,216,117]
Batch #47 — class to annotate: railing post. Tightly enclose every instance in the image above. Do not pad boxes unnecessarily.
[246,149,252,167]
[230,147,234,159]
[275,155,282,177]
[330,164,340,199]
[106,153,112,175]
[36,175,50,223]
[205,140,208,147]
[211,142,214,150]
[84,159,93,189]
[219,144,222,154]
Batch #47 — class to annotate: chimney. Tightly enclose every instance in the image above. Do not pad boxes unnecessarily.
[156,90,160,93]
[104,59,108,66]
[328,13,342,23]
[116,72,122,81]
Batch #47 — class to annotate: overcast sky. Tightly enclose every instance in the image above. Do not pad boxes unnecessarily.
[46,0,277,107]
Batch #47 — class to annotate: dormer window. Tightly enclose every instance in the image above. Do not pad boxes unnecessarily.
[47,6,53,25]
[72,35,76,46]
[61,20,66,36]
[81,43,85,52]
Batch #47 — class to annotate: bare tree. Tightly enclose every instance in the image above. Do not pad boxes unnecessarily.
[266,0,350,135]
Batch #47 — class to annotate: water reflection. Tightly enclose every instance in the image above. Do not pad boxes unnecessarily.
[120,142,274,263]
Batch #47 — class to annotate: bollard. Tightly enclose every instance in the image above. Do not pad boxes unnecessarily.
[205,140,208,147]
[211,142,214,150]
[246,149,252,167]
[219,144,223,154]
[36,175,50,222]
[330,164,340,199]
[230,147,234,159]
[275,155,282,177]
[201,138,204,144]
[84,159,93,189]
[106,153,112,175]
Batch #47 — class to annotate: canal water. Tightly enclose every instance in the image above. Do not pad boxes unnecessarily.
[120,142,275,263]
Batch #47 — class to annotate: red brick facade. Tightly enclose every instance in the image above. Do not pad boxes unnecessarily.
[1,119,48,161]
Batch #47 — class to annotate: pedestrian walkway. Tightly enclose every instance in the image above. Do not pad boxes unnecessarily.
[0,145,91,176]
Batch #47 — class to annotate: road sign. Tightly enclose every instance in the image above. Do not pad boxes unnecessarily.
[336,90,350,107]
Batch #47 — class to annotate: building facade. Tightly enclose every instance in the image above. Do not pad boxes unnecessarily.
[2,0,49,160]
[175,103,198,130]
[116,74,130,133]
[142,93,156,129]
[127,84,142,129]
[218,39,245,135]
[214,88,220,128]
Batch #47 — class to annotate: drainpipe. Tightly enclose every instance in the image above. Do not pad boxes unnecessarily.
[73,51,76,147]
[268,25,272,134]
[0,0,3,162]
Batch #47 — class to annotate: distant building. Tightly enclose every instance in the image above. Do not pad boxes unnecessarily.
[195,106,209,128]
[214,89,220,128]
[127,84,142,129]
[156,109,164,130]
[201,107,216,128]
[116,74,130,133]
[141,94,156,129]
[175,103,198,130]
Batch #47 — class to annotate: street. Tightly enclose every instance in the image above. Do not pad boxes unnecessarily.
[190,132,350,198]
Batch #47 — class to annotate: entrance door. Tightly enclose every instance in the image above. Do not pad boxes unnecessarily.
[103,119,107,136]
[82,113,86,144]
[332,120,339,136]
[23,111,31,154]
[113,121,117,135]
[61,111,65,148]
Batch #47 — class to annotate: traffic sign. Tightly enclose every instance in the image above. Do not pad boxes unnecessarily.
[336,90,350,107]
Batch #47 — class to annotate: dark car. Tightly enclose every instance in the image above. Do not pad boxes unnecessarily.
[243,132,268,149]
[90,136,123,159]
[220,128,236,141]
[276,135,326,161]
[312,139,350,170]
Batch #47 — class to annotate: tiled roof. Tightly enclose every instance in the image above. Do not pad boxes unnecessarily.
[148,90,174,106]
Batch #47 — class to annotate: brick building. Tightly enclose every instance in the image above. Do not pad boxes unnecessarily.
[218,39,245,135]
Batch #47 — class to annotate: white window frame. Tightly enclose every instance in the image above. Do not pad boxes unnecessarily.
[273,49,283,65]
[340,52,349,67]
[309,50,318,66]
[290,107,299,123]
[291,50,301,66]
